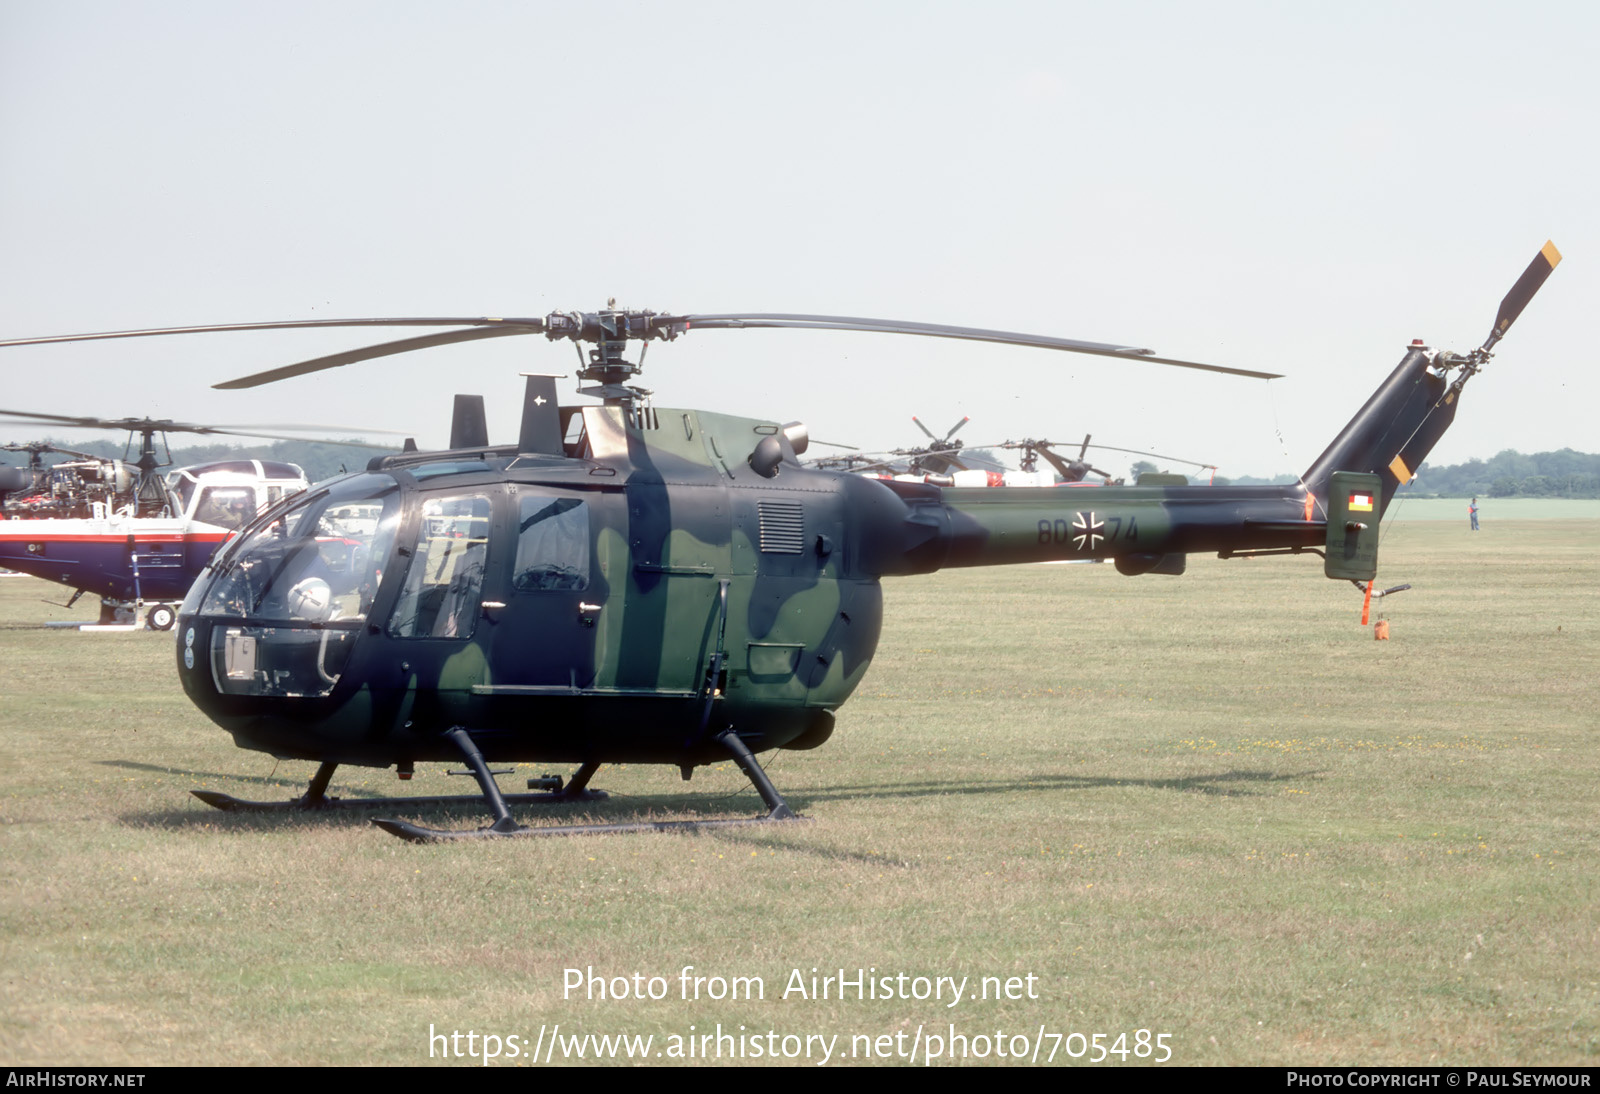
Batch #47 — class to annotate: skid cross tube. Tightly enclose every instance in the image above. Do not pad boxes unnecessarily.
[370,729,803,841]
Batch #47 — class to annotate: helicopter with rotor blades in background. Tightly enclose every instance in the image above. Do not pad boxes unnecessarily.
[0,410,394,627]
[0,241,1560,838]
[998,435,1222,486]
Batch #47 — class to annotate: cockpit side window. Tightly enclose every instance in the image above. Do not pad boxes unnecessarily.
[387,494,492,639]
[168,475,197,515]
[194,486,256,530]
[513,496,588,591]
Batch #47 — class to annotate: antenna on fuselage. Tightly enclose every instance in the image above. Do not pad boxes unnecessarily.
[518,374,565,457]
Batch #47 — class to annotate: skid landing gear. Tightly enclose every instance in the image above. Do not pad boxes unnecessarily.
[190,744,608,815]
[372,726,802,842]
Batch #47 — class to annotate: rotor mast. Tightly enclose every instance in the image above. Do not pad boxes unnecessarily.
[548,300,684,410]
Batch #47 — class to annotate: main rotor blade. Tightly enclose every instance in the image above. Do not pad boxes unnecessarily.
[0,316,546,349]
[225,421,411,435]
[677,313,1282,379]
[1080,441,1217,469]
[1022,436,1215,471]
[0,408,397,447]
[0,408,114,429]
[921,452,967,474]
[187,427,399,449]
[1484,240,1561,350]
[955,446,1005,473]
[213,326,535,389]
[1031,446,1076,481]
[830,458,899,474]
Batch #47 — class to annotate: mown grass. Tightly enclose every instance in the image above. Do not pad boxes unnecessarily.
[0,520,1595,1066]
[1372,497,1597,522]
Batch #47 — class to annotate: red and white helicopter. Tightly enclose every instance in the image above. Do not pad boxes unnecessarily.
[0,411,386,629]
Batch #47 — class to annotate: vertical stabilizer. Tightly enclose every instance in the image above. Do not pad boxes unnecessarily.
[1302,239,1561,518]
[1302,346,1456,514]
[517,375,563,455]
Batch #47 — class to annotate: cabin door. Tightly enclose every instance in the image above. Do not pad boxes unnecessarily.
[484,486,609,690]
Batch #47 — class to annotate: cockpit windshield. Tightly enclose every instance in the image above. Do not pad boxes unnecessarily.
[194,473,400,623]
[193,486,257,530]
[186,474,402,700]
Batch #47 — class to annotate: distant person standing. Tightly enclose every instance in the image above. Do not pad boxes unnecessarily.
[1469,497,1480,531]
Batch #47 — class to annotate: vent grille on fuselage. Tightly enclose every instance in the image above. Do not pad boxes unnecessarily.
[757,500,805,554]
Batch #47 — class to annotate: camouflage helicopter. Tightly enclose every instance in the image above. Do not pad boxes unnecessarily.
[0,243,1559,840]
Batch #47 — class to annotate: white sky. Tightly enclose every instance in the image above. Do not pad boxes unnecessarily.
[2,0,1593,479]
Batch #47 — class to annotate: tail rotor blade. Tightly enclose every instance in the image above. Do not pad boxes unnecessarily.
[911,416,938,440]
[1485,240,1561,350]
[944,416,970,442]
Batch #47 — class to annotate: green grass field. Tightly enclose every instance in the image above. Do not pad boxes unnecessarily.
[1,520,1596,1066]
[1386,497,1598,522]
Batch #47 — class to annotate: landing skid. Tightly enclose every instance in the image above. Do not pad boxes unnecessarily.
[190,787,609,812]
[189,726,801,841]
[372,811,802,842]
[191,756,607,814]
[374,726,801,843]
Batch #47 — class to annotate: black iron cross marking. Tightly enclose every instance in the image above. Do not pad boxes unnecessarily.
[1072,511,1104,550]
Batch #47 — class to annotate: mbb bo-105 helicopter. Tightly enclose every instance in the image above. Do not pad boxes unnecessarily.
[0,243,1559,840]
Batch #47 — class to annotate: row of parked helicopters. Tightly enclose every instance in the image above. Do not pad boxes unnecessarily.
[0,241,1561,839]
[0,410,1212,627]
[0,410,396,627]
[819,417,1221,487]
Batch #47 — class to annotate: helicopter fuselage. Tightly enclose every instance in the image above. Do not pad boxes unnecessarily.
[173,403,1327,774]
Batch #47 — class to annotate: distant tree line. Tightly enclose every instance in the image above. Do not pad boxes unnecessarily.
[1132,460,1295,488]
[1208,473,1298,487]
[1409,449,1599,498]
[1134,451,1599,496]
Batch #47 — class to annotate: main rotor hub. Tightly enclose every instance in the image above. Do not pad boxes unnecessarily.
[544,304,684,408]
